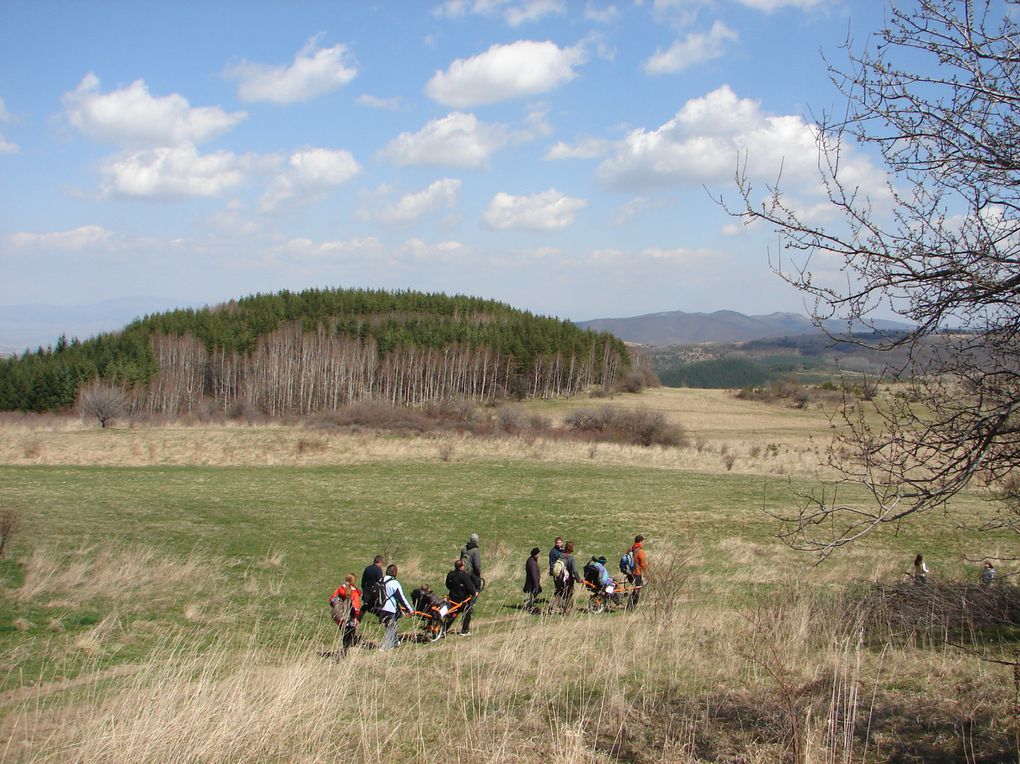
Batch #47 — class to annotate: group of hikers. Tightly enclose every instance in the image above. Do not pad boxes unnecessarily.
[328,533,649,652]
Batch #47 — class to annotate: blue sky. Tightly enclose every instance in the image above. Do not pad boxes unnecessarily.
[0,0,894,337]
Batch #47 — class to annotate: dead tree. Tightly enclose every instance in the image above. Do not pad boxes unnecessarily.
[732,0,1020,555]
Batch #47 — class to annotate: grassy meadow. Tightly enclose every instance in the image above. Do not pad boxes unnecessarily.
[0,388,1017,762]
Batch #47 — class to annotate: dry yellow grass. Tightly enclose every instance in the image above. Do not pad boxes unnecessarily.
[0,388,837,479]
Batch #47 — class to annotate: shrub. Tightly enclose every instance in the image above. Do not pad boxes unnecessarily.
[563,406,687,448]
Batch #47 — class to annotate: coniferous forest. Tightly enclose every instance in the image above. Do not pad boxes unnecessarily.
[0,288,632,415]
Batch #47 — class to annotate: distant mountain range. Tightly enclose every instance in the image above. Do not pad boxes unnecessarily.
[576,309,912,345]
[0,297,205,356]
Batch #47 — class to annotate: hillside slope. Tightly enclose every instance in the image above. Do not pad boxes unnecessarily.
[0,288,631,414]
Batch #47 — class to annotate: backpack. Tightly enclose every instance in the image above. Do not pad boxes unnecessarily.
[552,557,568,583]
[583,561,600,586]
[372,577,391,613]
[330,585,362,623]
[620,551,635,575]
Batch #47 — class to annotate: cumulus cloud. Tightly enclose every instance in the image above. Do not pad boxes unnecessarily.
[63,74,245,147]
[261,147,360,212]
[362,178,462,226]
[585,2,619,23]
[644,21,738,74]
[9,224,113,251]
[0,96,14,152]
[357,94,402,110]
[596,85,886,198]
[378,112,515,169]
[281,236,384,258]
[436,0,565,26]
[484,188,587,231]
[225,36,357,104]
[98,145,253,199]
[545,136,611,160]
[589,245,712,264]
[400,238,467,259]
[426,40,585,107]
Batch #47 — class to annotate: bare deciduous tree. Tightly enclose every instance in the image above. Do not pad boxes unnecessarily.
[733,0,1020,555]
[78,382,126,428]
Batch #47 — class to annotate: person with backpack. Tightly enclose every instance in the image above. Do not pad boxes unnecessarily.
[627,535,648,610]
[551,541,581,613]
[523,547,542,612]
[445,559,479,635]
[328,574,363,652]
[361,555,385,613]
[549,536,565,603]
[376,564,413,651]
[460,532,483,591]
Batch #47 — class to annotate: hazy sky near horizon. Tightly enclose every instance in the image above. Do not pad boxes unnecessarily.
[0,0,897,324]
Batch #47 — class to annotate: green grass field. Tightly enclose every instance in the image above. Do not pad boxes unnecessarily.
[1,392,1017,762]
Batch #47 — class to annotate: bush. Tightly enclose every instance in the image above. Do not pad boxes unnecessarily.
[76,382,126,428]
[563,406,687,448]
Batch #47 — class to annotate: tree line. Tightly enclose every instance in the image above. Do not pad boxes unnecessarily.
[0,288,631,415]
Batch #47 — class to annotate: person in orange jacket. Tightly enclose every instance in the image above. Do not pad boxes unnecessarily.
[627,535,648,610]
[329,574,363,652]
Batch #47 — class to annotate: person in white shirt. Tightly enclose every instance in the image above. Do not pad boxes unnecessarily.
[377,564,413,650]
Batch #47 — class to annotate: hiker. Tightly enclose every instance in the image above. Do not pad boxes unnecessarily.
[328,574,362,652]
[376,564,413,651]
[592,556,611,587]
[523,547,542,612]
[980,561,995,588]
[913,554,929,585]
[627,535,648,610]
[445,559,479,635]
[549,536,565,602]
[461,532,483,591]
[551,541,581,613]
[361,555,385,613]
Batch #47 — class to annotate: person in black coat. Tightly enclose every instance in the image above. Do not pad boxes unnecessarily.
[361,555,385,612]
[523,547,542,612]
[445,559,479,635]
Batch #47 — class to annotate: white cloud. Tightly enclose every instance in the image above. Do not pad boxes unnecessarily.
[400,238,467,259]
[378,112,515,168]
[484,188,587,231]
[357,94,402,110]
[738,0,824,10]
[225,36,357,104]
[545,136,611,159]
[362,178,462,226]
[584,2,619,23]
[435,0,565,26]
[281,236,384,258]
[99,145,251,199]
[426,40,585,107]
[0,97,10,122]
[261,148,361,212]
[596,85,886,198]
[0,135,17,154]
[644,21,738,75]
[63,74,245,147]
[9,224,113,251]
[589,245,711,264]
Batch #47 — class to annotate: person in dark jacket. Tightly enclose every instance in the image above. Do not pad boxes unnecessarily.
[361,555,385,612]
[460,532,483,591]
[553,541,582,613]
[523,547,542,612]
[445,559,479,635]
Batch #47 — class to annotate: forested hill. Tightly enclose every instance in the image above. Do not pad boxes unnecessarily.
[0,288,632,415]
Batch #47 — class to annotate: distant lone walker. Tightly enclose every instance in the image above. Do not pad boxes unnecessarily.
[980,561,995,588]
[523,547,542,612]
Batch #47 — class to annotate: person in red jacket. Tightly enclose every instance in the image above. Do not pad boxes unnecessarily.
[627,535,648,610]
[329,574,363,652]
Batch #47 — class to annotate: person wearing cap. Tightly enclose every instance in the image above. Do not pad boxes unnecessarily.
[523,546,542,612]
[628,535,648,610]
[592,556,611,588]
[460,532,483,591]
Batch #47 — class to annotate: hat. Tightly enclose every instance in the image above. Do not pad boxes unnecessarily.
[597,556,607,564]
[470,532,479,543]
